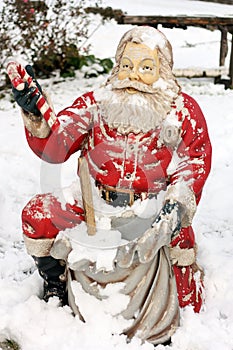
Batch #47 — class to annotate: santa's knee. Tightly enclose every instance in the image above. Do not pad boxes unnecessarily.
[173,263,204,313]
[22,192,84,257]
[170,226,204,312]
[21,194,59,257]
[22,193,60,239]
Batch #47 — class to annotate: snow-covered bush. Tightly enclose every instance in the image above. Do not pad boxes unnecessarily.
[0,0,115,87]
[79,55,113,78]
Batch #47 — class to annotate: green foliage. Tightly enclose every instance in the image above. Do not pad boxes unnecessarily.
[0,339,20,350]
[33,44,82,78]
[81,56,114,78]
[33,46,113,79]
[0,0,114,87]
[85,6,124,22]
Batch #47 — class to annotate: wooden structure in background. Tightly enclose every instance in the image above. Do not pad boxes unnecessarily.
[198,0,233,4]
[117,15,233,88]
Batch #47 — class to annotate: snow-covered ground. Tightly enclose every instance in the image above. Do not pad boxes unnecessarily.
[1,1,233,349]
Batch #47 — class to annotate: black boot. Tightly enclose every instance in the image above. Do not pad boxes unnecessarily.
[154,338,172,347]
[32,256,68,305]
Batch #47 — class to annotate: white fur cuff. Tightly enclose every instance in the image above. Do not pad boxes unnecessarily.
[170,246,196,266]
[21,110,51,138]
[23,234,55,257]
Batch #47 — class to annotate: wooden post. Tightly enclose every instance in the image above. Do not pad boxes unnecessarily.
[78,157,96,236]
[219,27,228,66]
[229,33,233,88]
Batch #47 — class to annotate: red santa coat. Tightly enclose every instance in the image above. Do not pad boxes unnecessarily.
[22,90,212,312]
[25,91,211,196]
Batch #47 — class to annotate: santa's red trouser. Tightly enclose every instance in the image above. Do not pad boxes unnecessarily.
[22,192,203,313]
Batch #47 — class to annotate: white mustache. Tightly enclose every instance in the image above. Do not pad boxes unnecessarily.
[111,79,156,94]
[98,88,167,135]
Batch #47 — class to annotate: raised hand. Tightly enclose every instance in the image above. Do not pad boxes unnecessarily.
[6,60,59,130]
[12,81,41,115]
[8,62,42,115]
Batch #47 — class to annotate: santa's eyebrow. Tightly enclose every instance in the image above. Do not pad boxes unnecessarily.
[140,58,155,64]
[121,56,133,64]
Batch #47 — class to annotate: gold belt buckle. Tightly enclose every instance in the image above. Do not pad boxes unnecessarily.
[105,189,110,202]
[115,187,135,206]
[101,185,136,206]
[129,191,134,206]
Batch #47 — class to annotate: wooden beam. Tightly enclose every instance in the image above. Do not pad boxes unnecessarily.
[197,0,233,4]
[119,15,233,28]
[117,14,233,88]
[174,66,228,78]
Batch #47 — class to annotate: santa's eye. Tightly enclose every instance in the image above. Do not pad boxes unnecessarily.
[143,65,152,71]
[139,59,155,74]
[121,58,133,70]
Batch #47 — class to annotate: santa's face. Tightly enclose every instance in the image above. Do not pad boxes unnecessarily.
[100,38,179,134]
[117,42,160,94]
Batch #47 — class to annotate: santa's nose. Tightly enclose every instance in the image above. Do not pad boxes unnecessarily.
[129,70,139,81]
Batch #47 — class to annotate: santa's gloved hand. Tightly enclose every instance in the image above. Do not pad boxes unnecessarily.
[153,200,181,239]
[25,65,42,93]
[12,65,42,116]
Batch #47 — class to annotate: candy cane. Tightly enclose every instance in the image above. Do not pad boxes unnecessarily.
[6,60,60,131]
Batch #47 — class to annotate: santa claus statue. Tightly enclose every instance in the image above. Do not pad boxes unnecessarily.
[7,26,212,346]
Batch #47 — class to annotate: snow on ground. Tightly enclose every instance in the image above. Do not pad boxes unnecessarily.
[1,0,233,349]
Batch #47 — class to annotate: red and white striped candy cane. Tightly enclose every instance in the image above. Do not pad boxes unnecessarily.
[6,60,60,131]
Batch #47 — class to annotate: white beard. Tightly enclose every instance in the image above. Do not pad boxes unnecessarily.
[94,80,177,135]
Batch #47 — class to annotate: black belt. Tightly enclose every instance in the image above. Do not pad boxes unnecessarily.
[98,184,157,207]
